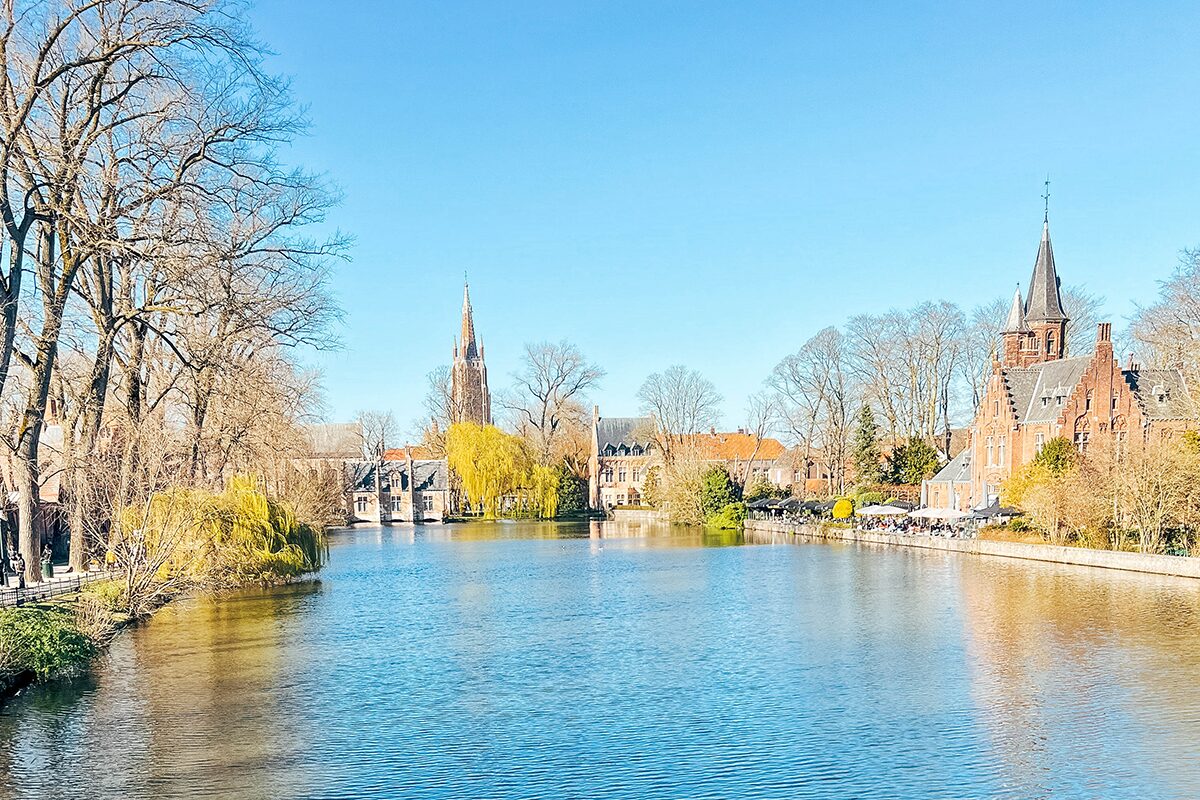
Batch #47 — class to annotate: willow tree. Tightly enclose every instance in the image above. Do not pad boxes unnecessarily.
[446,422,530,518]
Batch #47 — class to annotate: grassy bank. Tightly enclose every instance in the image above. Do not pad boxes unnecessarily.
[1,476,328,700]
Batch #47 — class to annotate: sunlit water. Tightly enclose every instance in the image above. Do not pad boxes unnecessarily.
[2,521,1200,799]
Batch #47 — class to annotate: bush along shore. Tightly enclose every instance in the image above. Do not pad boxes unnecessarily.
[0,476,327,702]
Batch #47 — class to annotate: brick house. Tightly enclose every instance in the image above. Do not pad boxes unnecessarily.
[965,218,1197,509]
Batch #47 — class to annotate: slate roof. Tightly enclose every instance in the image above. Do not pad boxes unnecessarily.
[1025,221,1068,323]
[347,459,449,492]
[1003,286,1029,333]
[927,448,971,484]
[596,416,655,452]
[1126,369,1197,420]
[306,423,363,458]
[1002,356,1092,424]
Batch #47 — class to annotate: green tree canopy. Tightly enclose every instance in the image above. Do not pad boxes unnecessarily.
[699,466,740,520]
[1031,437,1077,477]
[884,437,941,484]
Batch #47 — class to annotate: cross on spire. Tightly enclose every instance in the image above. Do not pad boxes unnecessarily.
[1041,175,1050,223]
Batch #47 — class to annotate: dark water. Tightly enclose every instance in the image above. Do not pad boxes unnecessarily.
[2,521,1200,799]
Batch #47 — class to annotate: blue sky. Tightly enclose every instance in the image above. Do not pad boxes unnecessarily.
[246,1,1200,433]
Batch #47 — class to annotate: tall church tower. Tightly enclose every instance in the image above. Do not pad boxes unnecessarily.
[451,281,491,425]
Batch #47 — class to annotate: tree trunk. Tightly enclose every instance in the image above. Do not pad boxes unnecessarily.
[15,428,42,584]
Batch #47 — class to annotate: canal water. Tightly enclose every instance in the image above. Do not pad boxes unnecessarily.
[2,521,1200,799]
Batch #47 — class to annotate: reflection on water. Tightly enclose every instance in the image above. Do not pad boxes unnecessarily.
[1,522,1199,799]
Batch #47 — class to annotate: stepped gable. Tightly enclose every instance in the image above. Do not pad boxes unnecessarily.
[1125,369,1197,421]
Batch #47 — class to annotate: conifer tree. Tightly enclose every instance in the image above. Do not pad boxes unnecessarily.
[850,405,883,488]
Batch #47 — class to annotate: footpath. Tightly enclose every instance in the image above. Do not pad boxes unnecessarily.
[744,519,1200,579]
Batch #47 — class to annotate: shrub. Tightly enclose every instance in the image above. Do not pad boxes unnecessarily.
[744,477,784,502]
[832,498,853,519]
[856,490,885,507]
[706,502,747,530]
[699,467,740,520]
[0,607,97,681]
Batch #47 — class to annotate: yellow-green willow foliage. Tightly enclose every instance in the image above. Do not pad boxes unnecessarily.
[525,464,561,519]
[446,423,562,519]
[111,475,326,612]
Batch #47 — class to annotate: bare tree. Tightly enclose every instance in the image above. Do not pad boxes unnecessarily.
[503,340,604,466]
[356,410,398,459]
[769,327,856,495]
[636,365,722,464]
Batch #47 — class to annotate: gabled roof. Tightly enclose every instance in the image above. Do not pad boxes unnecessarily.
[693,432,786,461]
[383,445,437,461]
[1024,221,1068,323]
[596,416,654,451]
[1125,369,1197,421]
[305,423,364,458]
[347,459,449,492]
[1002,356,1091,424]
[927,448,971,484]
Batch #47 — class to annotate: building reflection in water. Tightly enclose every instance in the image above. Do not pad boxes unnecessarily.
[958,557,1200,796]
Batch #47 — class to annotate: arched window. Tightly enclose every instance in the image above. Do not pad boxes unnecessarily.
[1046,332,1055,356]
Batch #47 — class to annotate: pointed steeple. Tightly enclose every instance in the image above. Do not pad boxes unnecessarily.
[460,280,478,360]
[1003,285,1029,333]
[1024,221,1067,323]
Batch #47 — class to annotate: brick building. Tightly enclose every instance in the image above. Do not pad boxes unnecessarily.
[963,218,1197,509]
[452,282,491,425]
[587,408,786,509]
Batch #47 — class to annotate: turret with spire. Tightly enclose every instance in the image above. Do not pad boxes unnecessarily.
[450,278,491,425]
[1023,217,1069,362]
[1001,285,1032,366]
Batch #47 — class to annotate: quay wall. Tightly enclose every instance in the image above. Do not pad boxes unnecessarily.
[610,509,670,524]
[744,519,1200,579]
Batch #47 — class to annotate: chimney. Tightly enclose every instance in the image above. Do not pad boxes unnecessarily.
[1095,321,1113,360]
[405,446,417,523]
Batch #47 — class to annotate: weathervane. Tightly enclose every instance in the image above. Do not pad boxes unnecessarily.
[1042,175,1051,223]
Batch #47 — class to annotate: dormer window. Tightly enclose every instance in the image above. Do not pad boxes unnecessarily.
[632,445,643,456]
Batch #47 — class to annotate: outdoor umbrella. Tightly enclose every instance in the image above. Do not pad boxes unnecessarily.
[857,504,910,516]
[909,507,970,521]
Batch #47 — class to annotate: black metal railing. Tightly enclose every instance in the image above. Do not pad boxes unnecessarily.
[0,571,114,608]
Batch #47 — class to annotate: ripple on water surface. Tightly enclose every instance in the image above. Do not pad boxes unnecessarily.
[2,521,1200,799]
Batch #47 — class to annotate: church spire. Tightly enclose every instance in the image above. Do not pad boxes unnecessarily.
[460,279,479,360]
[1003,285,1029,333]
[1024,220,1067,323]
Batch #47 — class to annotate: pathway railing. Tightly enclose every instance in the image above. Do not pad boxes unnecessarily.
[0,571,115,608]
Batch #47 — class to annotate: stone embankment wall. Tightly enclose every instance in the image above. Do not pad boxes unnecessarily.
[744,519,1200,579]
[610,509,670,524]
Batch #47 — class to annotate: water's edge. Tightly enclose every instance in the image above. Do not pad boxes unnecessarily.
[744,519,1200,578]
